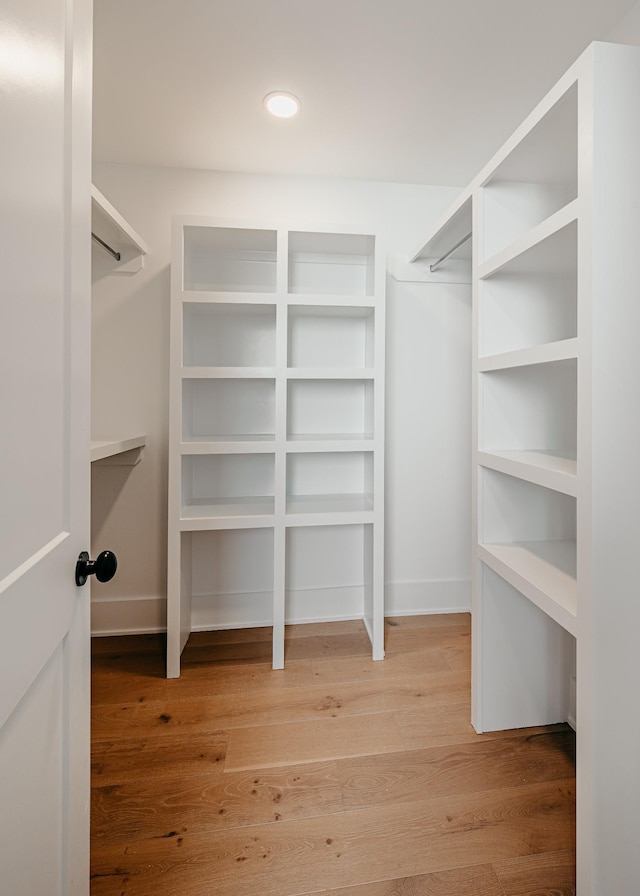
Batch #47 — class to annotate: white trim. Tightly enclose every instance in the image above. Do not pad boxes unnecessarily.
[90,579,471,636]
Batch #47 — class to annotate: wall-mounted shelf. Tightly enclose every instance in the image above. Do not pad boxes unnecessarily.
[91,185,148,273]
[91,436,146,466]
[395,193,473,284]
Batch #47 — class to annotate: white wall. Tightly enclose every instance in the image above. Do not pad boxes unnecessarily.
[90,164,471,634]
[607,0,640,42]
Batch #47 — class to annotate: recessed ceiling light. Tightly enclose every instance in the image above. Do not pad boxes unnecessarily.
[264,91,301,119]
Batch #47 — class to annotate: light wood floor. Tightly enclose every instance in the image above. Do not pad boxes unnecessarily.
[91,614,576,895]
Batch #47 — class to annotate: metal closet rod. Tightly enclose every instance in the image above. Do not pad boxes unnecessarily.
[91,232,121,261]
[430,231,472,273]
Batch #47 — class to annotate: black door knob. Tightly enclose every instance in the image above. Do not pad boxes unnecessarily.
[75,550,117,586]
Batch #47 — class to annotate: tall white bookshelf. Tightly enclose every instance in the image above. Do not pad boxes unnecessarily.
[408,41,640,896]
[168,220,385,678]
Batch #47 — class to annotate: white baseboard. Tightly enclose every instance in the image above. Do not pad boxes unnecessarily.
[90,578,472,637]
[191,585,367,631]
[90,594,166,636]
[385,579,471,616]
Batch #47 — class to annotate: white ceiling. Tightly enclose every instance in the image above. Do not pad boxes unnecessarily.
[93,0,637,187]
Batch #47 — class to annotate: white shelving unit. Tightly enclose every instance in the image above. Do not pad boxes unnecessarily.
[408,41,640,896]
[168,219,385,677]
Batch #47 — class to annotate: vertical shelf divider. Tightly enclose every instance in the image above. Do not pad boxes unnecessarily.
[273,228,289,668]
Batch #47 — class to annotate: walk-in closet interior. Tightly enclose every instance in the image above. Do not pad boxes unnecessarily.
[87,3,640,892]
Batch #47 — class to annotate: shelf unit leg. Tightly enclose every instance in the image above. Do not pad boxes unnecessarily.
[166,530,192,678]
[364,522,385,660]
[272,524,286,670]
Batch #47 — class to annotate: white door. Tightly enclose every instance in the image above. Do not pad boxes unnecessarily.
[0,0,92,893]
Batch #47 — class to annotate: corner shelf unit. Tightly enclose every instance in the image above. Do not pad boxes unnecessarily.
[168,219,385,677]
[408,42,640,895]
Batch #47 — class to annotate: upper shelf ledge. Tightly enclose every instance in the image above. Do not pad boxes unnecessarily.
[409,192,472,265]
[390,192,472,284]
[91,185,149,273]
[91,435,146,465]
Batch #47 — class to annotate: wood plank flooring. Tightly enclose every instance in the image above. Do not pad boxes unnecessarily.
[91,614,576,895]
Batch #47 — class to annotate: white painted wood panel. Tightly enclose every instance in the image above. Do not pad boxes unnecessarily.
[0,0,92,890]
